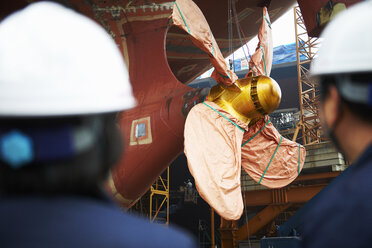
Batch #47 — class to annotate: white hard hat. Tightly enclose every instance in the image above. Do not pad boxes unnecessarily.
[0,2,136,117]
[311,0,372,76]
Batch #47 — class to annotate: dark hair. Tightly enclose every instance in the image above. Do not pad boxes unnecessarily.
[319,73,372,123]
[0,114,122,196]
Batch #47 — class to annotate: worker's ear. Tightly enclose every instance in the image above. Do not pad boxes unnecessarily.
[322,85,341,129]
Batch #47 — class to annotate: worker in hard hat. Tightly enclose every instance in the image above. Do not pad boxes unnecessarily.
[0,2,196,247]
[301,1,372,247]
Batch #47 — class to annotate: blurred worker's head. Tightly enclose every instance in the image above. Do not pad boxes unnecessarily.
[0,2,135,194]
[311,1,372,162]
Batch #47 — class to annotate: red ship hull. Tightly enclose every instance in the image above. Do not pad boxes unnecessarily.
[1,0,300,206]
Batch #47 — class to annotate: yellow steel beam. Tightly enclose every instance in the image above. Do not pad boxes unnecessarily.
[243,184,325,207]
[235,204,292,241]
[151,196,167,222]
[235,174,336,242]
[149,166,169,225]
[219,219,238,248]
[150,189,169,196]
[295,171,340,182]
[211,208,215,248]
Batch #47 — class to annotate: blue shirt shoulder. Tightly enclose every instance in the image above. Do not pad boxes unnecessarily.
[0,195,197,248]
[302,143,372,248]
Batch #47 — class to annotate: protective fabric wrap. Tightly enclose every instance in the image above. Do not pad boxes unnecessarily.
[184,102,306,220]
[247,7,273,77]
[241,117,306,188]
[184,102,247,220]
[171,0,237,85]
[184,7,305,220]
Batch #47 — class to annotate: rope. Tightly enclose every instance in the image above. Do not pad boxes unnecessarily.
[259,136,283,184]
[237,13,260,74]
[241,192,252,248]
[235,3,260,75]
[232,52,235,72]
[203,102,245,132]
[260,46,267,76]
[231,0,250,63]
[228,0,233,55]
[174,2,190,34]
[298,144,301,175]
[209,29,215,56]
[264,15,272,29]
[237,24,253,59]
[218,71,230,79]
[241,119,271,147]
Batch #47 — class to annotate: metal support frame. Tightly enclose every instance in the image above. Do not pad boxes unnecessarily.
[149,167,169,225]
[236,204,292,241]
[211,208,216,248]
[220,181,331,247]
[294,6,322,145]
[219,219,238,248]
[243,184,326,207]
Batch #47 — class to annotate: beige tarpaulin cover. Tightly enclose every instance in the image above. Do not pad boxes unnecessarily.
[184,102,306,220]
[184,101,247,220]
[237,8,305,187]
[241,117,306,188]
[171,0,237,85]
[183,7,306,220]
[247,7,273,77]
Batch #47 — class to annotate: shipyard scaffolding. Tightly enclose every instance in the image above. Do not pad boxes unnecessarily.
[280,6,322,144]
[293,5,322,145]
[219,6,348,248]
[150,167,170,225]
[129,167,170,225]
